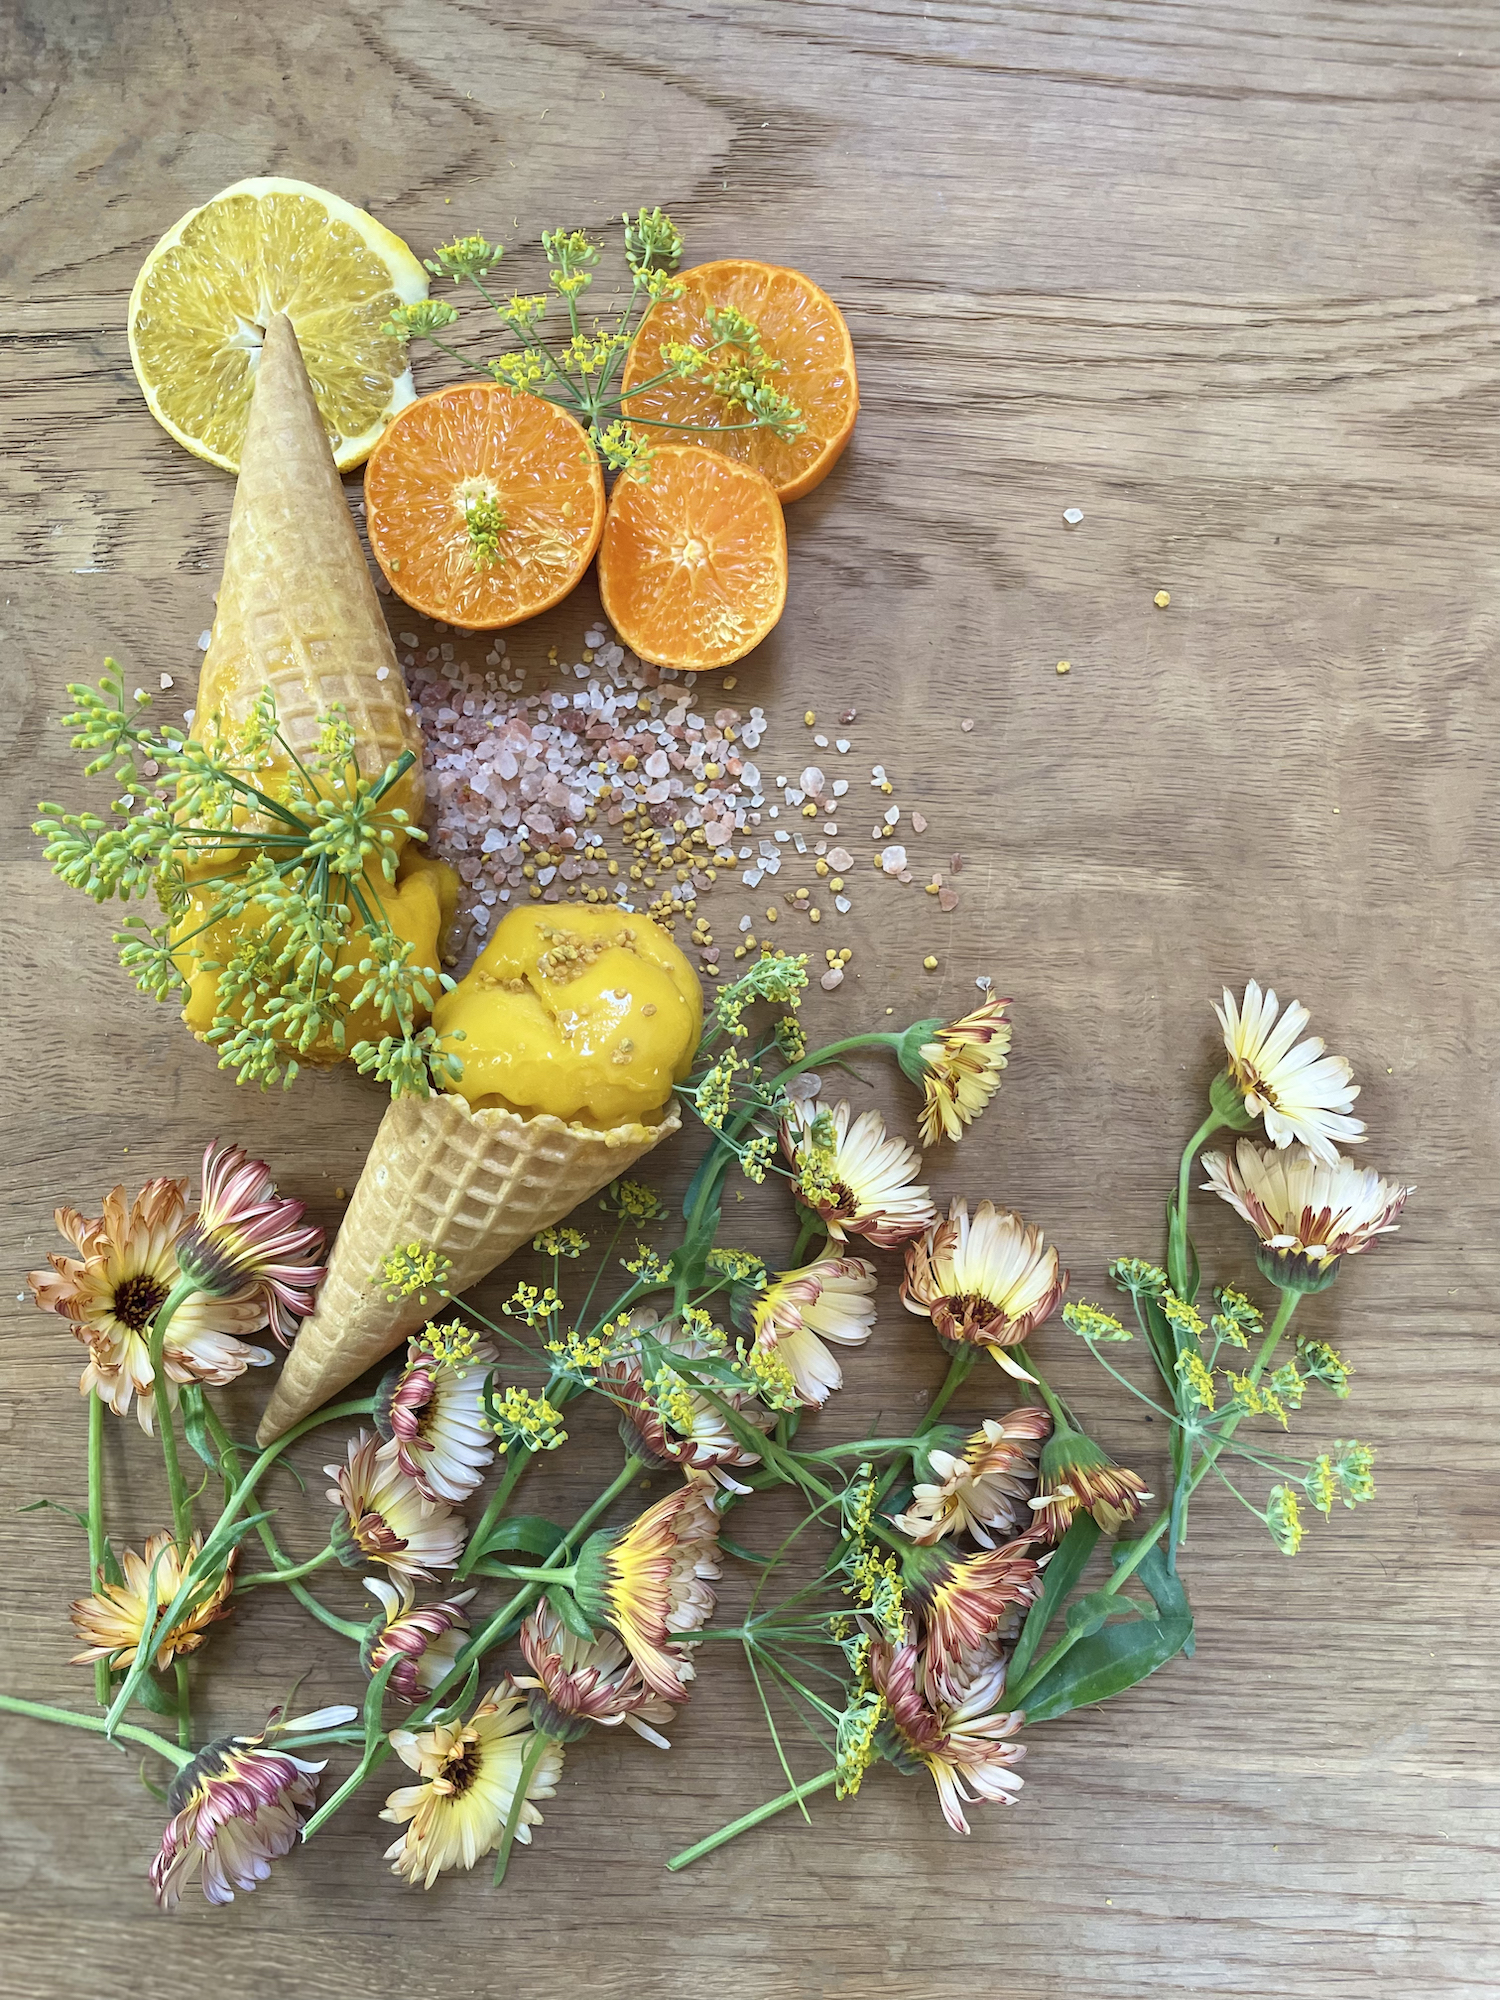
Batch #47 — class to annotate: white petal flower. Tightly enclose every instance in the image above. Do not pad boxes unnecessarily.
[1214,981,1365,1164]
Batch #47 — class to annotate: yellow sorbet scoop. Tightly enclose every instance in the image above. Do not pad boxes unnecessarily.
[434,904,703,1127]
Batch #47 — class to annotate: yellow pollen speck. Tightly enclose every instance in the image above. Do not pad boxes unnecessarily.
[723,675,737,689]
[335,1186,347,1200]
[765,907,778,922]
[830,876,844,891]
[809,908,821,923]
[925,883,939,896]
[1056,659,1071,675]
[1154,590,1171,608]
[923,955,938,970]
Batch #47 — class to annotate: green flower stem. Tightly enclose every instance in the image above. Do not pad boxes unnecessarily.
[299,1454,645,1843]
[455,1370,571,1582]
[1168,1110,1226,1298]
[147,1277,202,1553]
[788,1207,825,1267]
[200,1403,365,1641]
[492,1728,554,1886]
[104,1393,375,1737]
[666,1767,839,1871]
[1009,1345,1080,1432]
[470,1560,578,1587]
[86,1392,109,1708]
[0,1693,192,1770]
[174,1658,191,1750]
[233,1542,341,1591]
[1009,1289,1300,1708]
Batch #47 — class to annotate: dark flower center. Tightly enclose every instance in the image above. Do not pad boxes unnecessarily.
[447,1740,482,1796]
[113,1271,170,1333]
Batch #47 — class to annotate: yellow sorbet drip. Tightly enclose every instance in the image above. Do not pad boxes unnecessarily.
[434,905,702,1126]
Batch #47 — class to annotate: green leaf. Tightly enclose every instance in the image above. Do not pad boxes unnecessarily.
[130,1671,183,1719]
[1064,1589,1152,1639]
[1008,1514,1099,1682]
[178,1385,219,1470]
[422,1659,480,1730]
[545,1583,599,1642]
[18,1497,91,1534]
[471,1515,567,1562]
[1020,1541,1194,1724]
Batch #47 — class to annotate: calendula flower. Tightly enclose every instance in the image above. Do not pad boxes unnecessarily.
[514,1601,678,1747]
[381,1684,564,1889]
[325,1432,465,1580]
[872,1638,1025,1834]
[1031,1427,1151,1542]
[902,993,1013,1147]
[375,1333,497,1504]
[69,1531,234,1671]
[780,1097,936,1248]
[599,1315,770,1494]
[150,1707,355,1910]
[751,1255,878,1406]
[173,1142,324,1340]
[28,1177,273,1430]
[574,1481,723,1699]
[1214,982,1365,1164]
[1201,1140,1411,1290]
[892,1407,1052,1547]
[903,1537,1045,1702]
[901,1200,1068,1378]
[361,1577,475,1703]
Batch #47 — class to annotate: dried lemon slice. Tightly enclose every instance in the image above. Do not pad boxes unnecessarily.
[128,176,428,473]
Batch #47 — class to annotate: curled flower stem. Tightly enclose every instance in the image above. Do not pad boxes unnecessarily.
[86,1392,109,1709]
[1168,1110,1226,1298]
[200,1402,365,1642]
[299,1454,645,1843]
[0,1693,192,1770]
[232,1542,341,1592]
[666,1767,839,1872]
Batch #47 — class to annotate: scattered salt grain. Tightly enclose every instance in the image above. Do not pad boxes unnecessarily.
[159,673,174,690]
[960,719,975,732]
[197,630,211,650]
[835,739,851,754]
[834,895,852,913]
[880,845,907,875]
[1063,506,1084,526]
[820,967,845,991]
[911,811,928,834]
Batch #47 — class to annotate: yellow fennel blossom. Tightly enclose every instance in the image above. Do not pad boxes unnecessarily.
[1176,1349,1217,1411]
[601,1177,667,1223]
[533,1226,589,1258]
[1212,1285,1262,1346]
[380,1245,452,1307]
[737,1337,800,1412]
[845,1546,905,1643]
[545,1328,616,1378]
[1306,1440,1375,1516]
[707,1247,766,1287]
[1062,1301,1132,1343]
[741,1132,777,1184]
[1159,1290,1208,1344]
[835,1686,886,1800]
[504,1283,563,1328]
[1298,1337,1352,1398]
[488,1386,567,1455]
[414,1319,482,1368]
[1266,1485,1305,1555]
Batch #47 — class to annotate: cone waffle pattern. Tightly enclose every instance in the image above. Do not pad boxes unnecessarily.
[255,1091,680,1443]
[194,314,424,793]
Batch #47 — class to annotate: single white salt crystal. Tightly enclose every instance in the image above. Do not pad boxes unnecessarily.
[832,779,849,797]
[835,739,851,754]
[834,895,852,913]
[880,844,907,874]
[197,630,211,650]
[481,829,504,853]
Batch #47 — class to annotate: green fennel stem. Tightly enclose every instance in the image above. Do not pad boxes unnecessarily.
[667,1768,839,1871]
[1169,1110,1226,1298]
[233,1542,342,1591]
[492,1728,554,1885]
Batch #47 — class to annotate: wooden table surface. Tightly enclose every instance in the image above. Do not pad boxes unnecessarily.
[2,3,1497,1995]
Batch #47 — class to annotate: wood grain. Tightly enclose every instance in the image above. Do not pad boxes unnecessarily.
[2,2,1498,1995]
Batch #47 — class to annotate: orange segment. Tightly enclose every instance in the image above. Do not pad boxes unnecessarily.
[620,259,858,503]
[597,443,787,673]
[363,384,605,628]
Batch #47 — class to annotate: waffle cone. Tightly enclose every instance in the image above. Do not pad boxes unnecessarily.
[193,313,423,795]
[256,1092,680,1443]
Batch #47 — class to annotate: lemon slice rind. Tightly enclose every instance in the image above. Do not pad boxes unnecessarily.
[128,176,429,474]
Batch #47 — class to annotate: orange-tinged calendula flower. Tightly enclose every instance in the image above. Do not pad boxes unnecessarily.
[1201,1140,1411,1291]
[69,1531,234,1671]
[901,1199,1068,1378]
[28,1177,273,1430]
[900,993,1012,1148]
[1031,1427,1152,1542]
[361,1576,475,1703]
[376,1331,497,1504]
[780,1097,936,1248]
[751,1255,878,1406]
[871,1638,1025,1834]
[892,1406,1052,1547]
[325,1432,465,1580]
[514,1601,678,1747]
[903,1537,1045,1703]
[573,1481,722,1699]
[174,1141,324,1340]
